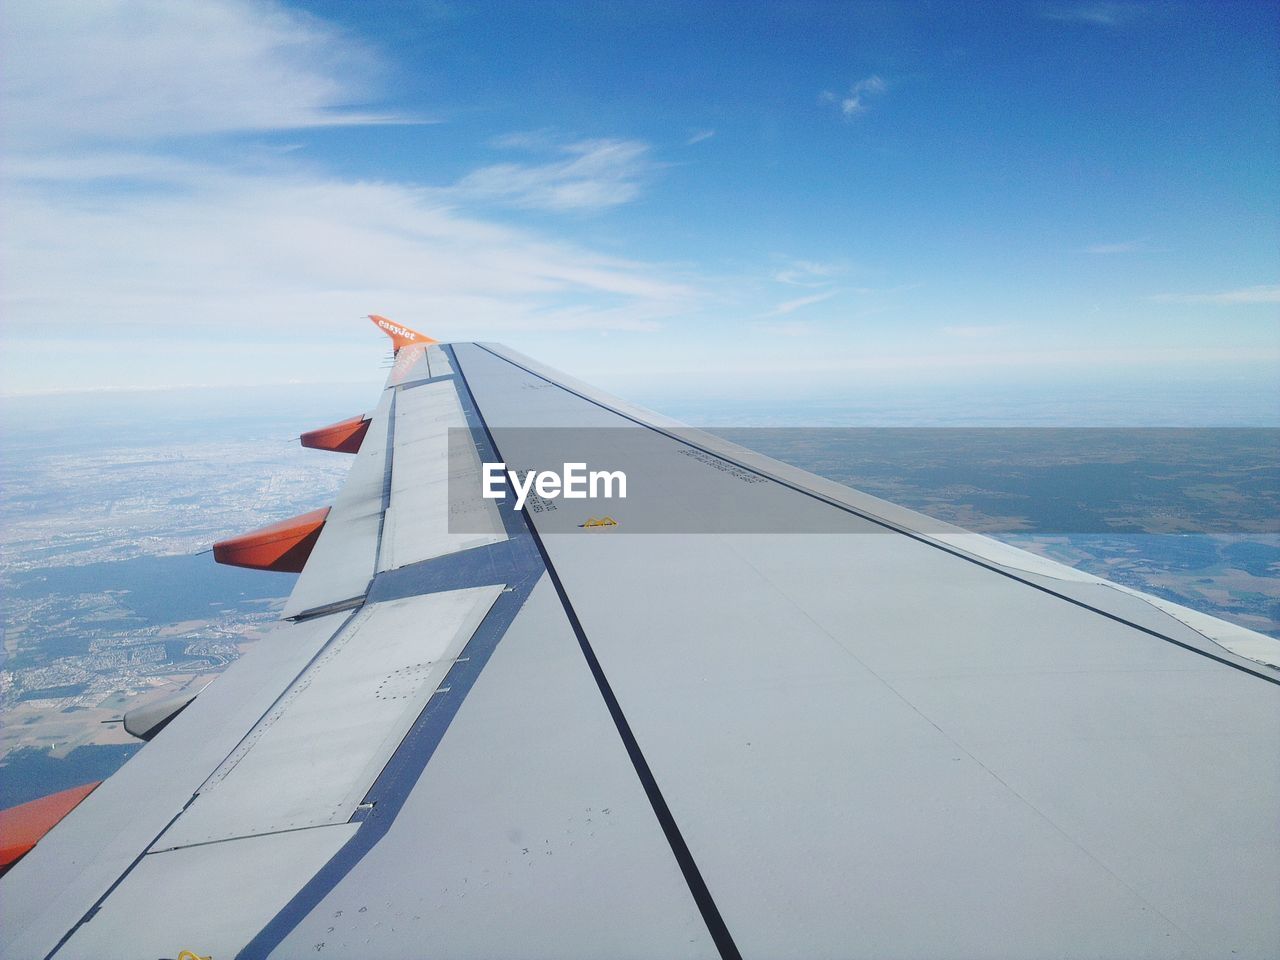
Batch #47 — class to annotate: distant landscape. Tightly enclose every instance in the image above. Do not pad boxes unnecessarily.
[1,385,1276,804]
[729,428,1279,639]
[0,384,369,803]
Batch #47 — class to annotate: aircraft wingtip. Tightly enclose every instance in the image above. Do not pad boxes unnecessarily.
[368,314,439,352]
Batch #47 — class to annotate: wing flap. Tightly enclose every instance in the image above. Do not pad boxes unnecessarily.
[54,823,359,960]
[0,610,350,959]
[156,586,502,850]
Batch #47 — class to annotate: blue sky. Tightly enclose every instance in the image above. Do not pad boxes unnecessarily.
[1,0,1276,418]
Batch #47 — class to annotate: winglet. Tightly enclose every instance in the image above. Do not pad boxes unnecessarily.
[368,314,438,353]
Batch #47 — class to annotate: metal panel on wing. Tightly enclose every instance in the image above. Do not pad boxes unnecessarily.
[54,824,360,960]
[377,378,506,572]
[157,586,502,849]
[271,577,717,959]
[0,610,351,960]
[282,388,393,618]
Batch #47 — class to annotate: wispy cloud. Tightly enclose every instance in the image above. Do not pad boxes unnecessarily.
[2,168,694,331]
[764,291,838,317]
[1148,285,1280,304]
[0,0,697,393]
[686,129,716,146]
[1084,238,1150,254]
[0,0,410,147]
[1041,3,1147,27]
[772,259,844,286]
[454,137,656,212]
[821,75,888,119]
[489,130,558,150]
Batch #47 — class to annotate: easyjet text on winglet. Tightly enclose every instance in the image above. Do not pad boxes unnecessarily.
[377,318,419,341]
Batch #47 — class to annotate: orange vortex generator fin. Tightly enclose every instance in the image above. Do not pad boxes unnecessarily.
[368,314,438,353]
[212,507,331,573]
[300,415,371,454]
[0,780,101,875]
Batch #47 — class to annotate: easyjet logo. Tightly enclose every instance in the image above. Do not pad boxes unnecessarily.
[377,318,417,341]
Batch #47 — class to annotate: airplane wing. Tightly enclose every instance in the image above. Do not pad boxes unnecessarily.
[2,319,1277,959]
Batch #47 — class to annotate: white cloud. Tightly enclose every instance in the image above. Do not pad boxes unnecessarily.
[772,260,844,286]
[686,129,716,146]
[1149,285,1280,304]
[0,0,407,148]
[764,291,837,317]
[1,169,694,337]
[821,75,887,119]
[0,0,697,393]
[454,138,656,212]
[0,165,702,393]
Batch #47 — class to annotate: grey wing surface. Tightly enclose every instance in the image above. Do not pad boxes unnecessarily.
[2,340,1277,960]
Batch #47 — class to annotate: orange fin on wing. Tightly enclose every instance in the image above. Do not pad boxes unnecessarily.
[212,507,330,573]
[0,781,101,874]
[368,314,438,353]
[301,415,371,454]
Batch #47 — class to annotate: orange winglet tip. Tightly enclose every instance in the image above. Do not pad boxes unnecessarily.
[212,507,330,573]
[0,780,101,875]
[368,314,437,353]
[301,415,371,454]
